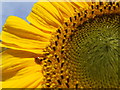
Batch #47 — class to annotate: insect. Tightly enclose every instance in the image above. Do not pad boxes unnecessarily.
[35,57,43,64]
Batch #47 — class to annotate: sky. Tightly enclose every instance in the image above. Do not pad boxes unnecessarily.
[0,1,38,32]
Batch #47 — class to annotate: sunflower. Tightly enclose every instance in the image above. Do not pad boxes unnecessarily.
[1,0,120,88]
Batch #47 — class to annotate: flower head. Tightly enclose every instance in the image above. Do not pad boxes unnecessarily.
[1,0,120,88]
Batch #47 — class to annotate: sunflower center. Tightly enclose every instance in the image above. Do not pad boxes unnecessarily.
[42,13,120,88]
[64,14,119,88]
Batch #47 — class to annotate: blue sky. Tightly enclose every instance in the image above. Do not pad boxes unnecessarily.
[1,2,37,32]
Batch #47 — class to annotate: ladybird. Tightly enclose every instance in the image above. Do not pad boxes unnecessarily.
[35,57,43,64]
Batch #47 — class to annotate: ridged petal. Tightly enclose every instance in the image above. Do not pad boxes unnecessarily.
[27,1,64,33]
[2,16,51,55]
[1,49,43,88]
[27,1,77,29]
[70,1,91,10]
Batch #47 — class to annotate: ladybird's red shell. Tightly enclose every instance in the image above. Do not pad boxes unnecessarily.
[35,57,42,64]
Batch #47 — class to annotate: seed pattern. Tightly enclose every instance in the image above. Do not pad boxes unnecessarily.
[35,2,120,88]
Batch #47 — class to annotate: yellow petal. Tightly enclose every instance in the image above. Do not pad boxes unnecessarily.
[70,1,91,10]
[50,2,75,20]
[1,49,43,88]
[2,72,43,88]
[27,1,64,32]
[2,16,51,54]
[27,1,76,30]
